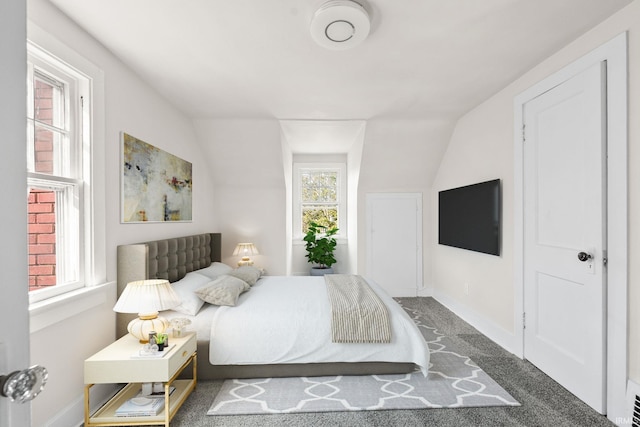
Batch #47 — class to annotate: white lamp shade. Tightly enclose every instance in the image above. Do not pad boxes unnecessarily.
[232,243,259,258]
[113,279,181,315]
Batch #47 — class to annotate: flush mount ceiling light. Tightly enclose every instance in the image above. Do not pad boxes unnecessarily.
[310,0,371,50]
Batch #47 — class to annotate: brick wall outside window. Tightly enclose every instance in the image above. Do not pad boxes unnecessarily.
[34,79,54,174]
[29,189,56,291]
[29,81,57,291]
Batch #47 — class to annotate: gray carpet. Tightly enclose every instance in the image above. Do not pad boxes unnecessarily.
[207,299,518,415]
[169,297,614,426]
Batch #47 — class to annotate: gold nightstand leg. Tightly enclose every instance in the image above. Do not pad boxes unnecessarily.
[164,382,170,426]
[193,352,197,390]
[84,384,93,427]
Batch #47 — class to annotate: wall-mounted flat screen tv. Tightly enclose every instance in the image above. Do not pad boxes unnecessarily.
[438,179,501,256]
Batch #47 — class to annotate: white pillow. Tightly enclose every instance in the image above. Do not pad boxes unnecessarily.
[170,272,211,315]
[195,275,250,306]
[197,262,234,280]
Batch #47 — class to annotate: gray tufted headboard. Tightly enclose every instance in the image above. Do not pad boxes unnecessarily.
[116,232,222,337]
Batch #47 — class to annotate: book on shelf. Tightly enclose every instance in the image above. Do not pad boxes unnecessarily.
[115,396,165,417]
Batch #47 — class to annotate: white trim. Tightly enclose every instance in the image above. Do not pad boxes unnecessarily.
[43,383,119,427]
[292,162,347,241]
[433,288,517,355]
[513,32,628,421]
[29,281,115,333]
[26,22,107,303]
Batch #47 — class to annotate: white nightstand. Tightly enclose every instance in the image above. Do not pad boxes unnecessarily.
[84,332,197,426]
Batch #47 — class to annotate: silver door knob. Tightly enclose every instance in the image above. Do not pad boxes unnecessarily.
[0,365,48,403]
[577,252,593,262]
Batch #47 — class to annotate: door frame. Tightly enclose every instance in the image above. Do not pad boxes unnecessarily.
[513,32,627,421]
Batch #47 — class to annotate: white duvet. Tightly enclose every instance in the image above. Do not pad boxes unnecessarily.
[204,275,430,375]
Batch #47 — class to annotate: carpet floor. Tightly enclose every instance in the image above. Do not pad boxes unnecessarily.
[168,297,614,426]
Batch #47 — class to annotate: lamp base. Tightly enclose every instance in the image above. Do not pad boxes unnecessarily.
[237,256,254,267]
[127,314,170,343]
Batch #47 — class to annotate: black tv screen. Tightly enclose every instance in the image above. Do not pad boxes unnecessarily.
[438,179,501,256]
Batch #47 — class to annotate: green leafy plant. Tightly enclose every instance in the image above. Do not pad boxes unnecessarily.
[303,222,339,269]
[155,333,168,345]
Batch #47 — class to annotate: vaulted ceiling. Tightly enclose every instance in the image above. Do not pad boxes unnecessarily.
[49,0,631,121]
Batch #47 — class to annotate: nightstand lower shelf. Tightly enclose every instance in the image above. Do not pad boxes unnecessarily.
[84,346,197,427]
[87,379,194,426]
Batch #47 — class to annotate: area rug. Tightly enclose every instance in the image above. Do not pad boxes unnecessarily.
[207,302,519,415]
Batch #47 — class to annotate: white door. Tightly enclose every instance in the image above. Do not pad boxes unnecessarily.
[1,1,31,425]
[366,193,422,297]
[523,62,606,413]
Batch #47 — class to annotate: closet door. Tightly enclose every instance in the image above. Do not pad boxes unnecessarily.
[366,193,422,297]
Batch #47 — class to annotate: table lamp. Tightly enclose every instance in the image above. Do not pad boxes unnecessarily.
[233,243,259,266]
[113,279,181,342]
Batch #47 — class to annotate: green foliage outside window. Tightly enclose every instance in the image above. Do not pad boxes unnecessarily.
[301,171,337,202]
[302,207,337,234]
[301,170,339,234]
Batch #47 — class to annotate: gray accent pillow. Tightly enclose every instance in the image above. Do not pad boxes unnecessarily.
[197,262,234,280]
[228,266,262,286]
[195,275,250,306]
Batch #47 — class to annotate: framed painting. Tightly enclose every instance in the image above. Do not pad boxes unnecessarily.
[121,132,192,223]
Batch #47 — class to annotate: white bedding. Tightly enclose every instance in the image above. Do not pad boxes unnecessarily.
[165,303,220,339]
[202,275,430,375]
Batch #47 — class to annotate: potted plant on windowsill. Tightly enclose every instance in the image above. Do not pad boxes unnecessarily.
[303,222,339,276]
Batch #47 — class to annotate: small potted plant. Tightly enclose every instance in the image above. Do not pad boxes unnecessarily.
[154,333,168,351]
[303,222,339,275]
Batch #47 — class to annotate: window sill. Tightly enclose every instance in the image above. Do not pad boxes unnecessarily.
[29,281,115,333]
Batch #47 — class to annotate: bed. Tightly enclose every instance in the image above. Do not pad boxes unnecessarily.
[117,233,430,380]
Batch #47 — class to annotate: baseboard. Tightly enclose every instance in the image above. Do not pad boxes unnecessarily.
[417,285,433,297]
[432,289,518,356]
[44,384,118,427]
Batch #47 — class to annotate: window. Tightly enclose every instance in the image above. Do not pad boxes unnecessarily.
[27,43,92,302]
[293,163,346,238]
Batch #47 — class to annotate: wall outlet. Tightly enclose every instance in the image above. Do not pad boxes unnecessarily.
[464,282,469,295]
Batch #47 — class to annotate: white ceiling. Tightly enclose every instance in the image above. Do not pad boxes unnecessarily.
[49,0,631,122]
[281,120,365,153]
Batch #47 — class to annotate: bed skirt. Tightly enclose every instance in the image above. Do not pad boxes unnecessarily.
[186,340,417,380]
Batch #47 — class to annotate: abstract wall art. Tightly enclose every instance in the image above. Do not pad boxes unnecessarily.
[121,132,192,223]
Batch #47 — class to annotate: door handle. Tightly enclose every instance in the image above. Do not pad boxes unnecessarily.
[0,365,48,403]
[577,252,593,262]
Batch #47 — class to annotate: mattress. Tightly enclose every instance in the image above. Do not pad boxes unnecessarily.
[168,275,429,375]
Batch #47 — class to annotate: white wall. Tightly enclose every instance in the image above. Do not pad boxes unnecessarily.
[194,118,453,279]
[358,119,453,292]
[432,99,515,331]
[193,119,287,274]
[27,1,217,425]
[432,0,640,405]
[0,1,30,426]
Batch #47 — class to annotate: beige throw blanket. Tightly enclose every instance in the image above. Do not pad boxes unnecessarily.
[325,274,392,343]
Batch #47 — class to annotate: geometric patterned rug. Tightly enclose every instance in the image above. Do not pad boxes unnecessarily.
[207,302,519,415]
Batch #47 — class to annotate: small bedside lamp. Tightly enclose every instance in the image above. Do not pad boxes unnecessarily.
[233,243,259,266]
[113,279,181,343]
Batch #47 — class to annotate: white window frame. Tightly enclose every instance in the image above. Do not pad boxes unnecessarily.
[293,162,347,242]
[27,42,93,304]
